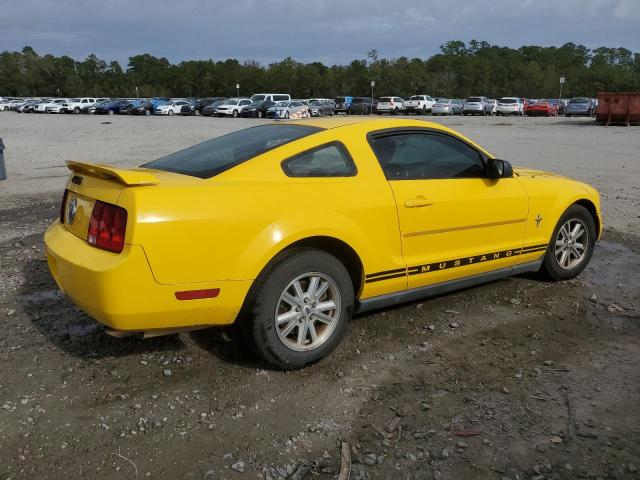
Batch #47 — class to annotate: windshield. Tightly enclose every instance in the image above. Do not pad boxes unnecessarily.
[143,125,323,179]
[225,99,239,105]
[379,97,391,102]
[570,98,589,103]
[251,94,266,102]
[309,100,321,106]
[467,97,482,102]
[499,98,517,104]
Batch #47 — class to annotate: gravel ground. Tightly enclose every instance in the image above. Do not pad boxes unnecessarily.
[0,112,639,480]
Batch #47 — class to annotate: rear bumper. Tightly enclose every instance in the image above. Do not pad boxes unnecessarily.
[44,221,251,332]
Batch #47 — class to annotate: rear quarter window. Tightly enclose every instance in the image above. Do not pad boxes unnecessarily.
[282,142,356,177]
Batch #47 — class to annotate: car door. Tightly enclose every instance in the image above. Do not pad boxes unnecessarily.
[368,129,529,290]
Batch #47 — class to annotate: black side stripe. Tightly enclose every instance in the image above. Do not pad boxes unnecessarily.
[365,267,406,280]
[365,244,548,284]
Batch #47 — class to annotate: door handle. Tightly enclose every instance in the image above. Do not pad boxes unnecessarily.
[404,196,434,208]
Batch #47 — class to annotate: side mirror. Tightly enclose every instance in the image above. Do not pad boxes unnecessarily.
[486,159,513,179]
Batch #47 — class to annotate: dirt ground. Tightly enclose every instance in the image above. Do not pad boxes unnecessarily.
[0,113,639,480]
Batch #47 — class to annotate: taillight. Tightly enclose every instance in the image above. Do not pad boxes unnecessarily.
[87,201,128,253]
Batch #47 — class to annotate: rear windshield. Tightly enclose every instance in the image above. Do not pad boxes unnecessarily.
[409,96,423,100]
[499,98,517,104]
[379,97,392,102]
[570,98,589,103]
[142,124,323,179]
[467,97,482,102]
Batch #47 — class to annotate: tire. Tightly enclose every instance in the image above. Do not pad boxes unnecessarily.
[168,110,173,116]
[257,110,263,118]
[145,109,151,116]
[540,204,596,281]
[232,109,238,118]
[285,112,290,119]
[107,109,114,116]
[194,109,200,116]
[243,249,354,369]
[73,107,80,114]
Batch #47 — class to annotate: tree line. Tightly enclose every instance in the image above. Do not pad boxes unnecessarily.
[1,41,638,100]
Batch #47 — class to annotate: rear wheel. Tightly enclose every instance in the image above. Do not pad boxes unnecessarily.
[107,109,114,116]
[232,109,238,118]
[541,204,596,281]
[257,110,263,118]
[145,109,151,116]
[73,107,80,114]
[244,249,353,369]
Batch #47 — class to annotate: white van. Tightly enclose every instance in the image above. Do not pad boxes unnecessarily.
[250,93,291,103]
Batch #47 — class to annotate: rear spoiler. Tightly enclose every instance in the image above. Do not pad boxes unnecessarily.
[66,161,159,186]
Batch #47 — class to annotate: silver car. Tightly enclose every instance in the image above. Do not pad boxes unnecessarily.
[431,99,462,116]
[462,96,493,116]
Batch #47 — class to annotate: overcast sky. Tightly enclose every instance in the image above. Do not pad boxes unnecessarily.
[2,0,639,66]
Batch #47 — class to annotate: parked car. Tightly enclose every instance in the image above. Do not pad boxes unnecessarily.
[348,97,376,115]
[488,99,498,114]
[376,97,404,115]
[83,98,110,113]
[201,99,229,116]
[526,101,558,117]
[60,98,97,114]
[250,93,291,103]
[17,99,42,113]
[214,98,252,117]
[333,96,353,114]
[130,100,155,116]
[188,97,225,115]
[462,96,492,115]
[523,99,538,115]
[266,100,309,119]
[0,99,23,111]
[431,99,462,116]
[565,97,595,117]
[94,99,134,115]
[154,100,190,116]
[47,117,602,369]
[307,99,334,117]
[403,95,435,114]
[496,97,524,116]
[32,99,57,113]
[240,100,275,118]
[45,99,71,113]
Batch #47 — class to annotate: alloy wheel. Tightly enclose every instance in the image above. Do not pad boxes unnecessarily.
[274,272,341,352]
[554,219,588,270]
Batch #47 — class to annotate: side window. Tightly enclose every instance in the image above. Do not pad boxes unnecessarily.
[369,133,485,180]
[282,142,356,178]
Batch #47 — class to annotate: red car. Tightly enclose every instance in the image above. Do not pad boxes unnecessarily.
[526,101,558,117]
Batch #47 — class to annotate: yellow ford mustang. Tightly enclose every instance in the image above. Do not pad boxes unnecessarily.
[45,118,601,368]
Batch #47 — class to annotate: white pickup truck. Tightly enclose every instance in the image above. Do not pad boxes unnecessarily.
[60,98,98,114]
[403,95,435,114]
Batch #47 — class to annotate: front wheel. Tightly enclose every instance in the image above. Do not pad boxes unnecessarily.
[168,110,173,116]
[541,204,596,281]
[257,110,263,118]
[244,249,353,369]
[232,109,238,118]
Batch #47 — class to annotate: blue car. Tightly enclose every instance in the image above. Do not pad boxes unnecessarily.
[94,99,133,115]
[565,97,594,117]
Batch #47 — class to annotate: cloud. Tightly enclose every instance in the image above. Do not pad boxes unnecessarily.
[1,0,638,66]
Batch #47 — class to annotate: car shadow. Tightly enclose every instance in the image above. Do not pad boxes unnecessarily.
[19,257,187,359]
[189,327,269,370]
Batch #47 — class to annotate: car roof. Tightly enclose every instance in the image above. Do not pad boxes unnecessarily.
[288,117,492,157]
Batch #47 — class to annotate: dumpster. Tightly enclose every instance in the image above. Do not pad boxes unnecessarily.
[596,92,640,126]
[0,138,5,181]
